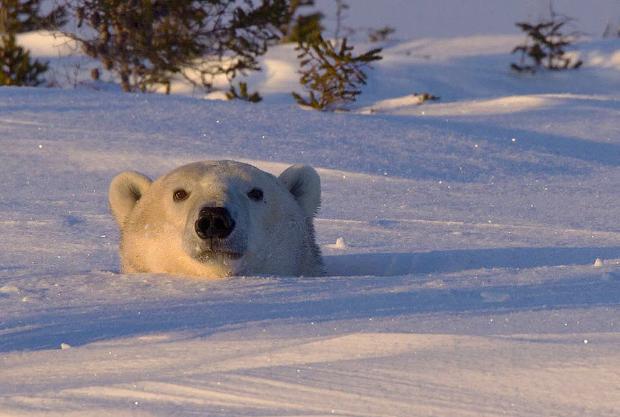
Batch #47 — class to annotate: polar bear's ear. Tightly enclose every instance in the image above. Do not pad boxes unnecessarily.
[109,171,152,226]
[278,164,321,217]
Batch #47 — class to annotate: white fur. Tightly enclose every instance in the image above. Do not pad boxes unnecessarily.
[109,160,323,279]
[278,164,321,217]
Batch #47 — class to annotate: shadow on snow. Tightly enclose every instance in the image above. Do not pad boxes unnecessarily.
[325,246,620,276]
[1,245,619,352]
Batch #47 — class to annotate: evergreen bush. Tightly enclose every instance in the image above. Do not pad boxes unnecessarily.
[368,26,395,43]
[280,0,323,43]
[0,32,48,86]
[292,34,381,111]
[511,9,582,73]
[1,0,66,33]
[63,0,289,93]
[226,81,262,102]
[0,1,61,87]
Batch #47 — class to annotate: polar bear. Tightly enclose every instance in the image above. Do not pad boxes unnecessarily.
[108,160,323,278]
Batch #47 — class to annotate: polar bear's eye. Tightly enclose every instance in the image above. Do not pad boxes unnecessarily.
[173,189,190,202]
[247,188,264,202]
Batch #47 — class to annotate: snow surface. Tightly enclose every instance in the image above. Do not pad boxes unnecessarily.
[315,0,620,40]
[2,10,620,417]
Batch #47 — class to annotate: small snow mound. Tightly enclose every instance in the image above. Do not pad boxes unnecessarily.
[0,285,20,294]
[364,93,436,111]
[424,279,446,288]
[335,237,348,249]
[584,49,620,71]
[593,258,604,268]
[60,343,72,350]
[363,94,552,116]
[324,237,349,250]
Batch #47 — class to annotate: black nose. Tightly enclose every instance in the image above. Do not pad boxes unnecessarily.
[195,207,236,239]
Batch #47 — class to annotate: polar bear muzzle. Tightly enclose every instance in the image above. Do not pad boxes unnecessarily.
[194,207,236,240]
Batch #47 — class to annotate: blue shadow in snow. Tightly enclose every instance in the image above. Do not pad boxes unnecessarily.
[325,246,620,276]
[1,246,619,352]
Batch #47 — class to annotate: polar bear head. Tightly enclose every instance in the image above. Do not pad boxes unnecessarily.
[109,160,323,278]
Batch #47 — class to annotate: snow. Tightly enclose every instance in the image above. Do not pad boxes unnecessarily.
[314,0,620,39]
[2,4,620,416]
